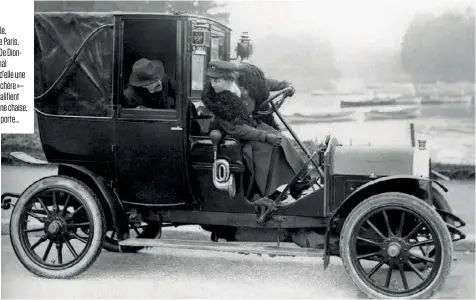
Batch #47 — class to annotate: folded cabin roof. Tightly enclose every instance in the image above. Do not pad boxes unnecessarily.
[33,11,231,31]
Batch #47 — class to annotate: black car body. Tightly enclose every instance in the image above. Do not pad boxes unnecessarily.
[0,12,467,299]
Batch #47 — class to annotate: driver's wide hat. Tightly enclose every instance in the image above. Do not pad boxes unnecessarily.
[206,60,237,78]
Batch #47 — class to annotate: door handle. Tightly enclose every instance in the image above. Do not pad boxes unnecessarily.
[171,126,183,131]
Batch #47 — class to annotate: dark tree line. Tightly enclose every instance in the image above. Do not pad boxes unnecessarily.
[34,1,229,24]
[400,9,475,83]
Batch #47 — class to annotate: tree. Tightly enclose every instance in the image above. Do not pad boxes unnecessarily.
[400,10,475,83]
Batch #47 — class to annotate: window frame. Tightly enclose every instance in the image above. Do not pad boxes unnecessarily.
[114,15,183,123]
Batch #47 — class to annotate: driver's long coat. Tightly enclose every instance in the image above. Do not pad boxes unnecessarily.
[218,118,305,197]
[202,82,305,197]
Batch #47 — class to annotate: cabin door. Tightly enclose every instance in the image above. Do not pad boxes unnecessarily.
[113,17,191,206]
[114,110,188,206]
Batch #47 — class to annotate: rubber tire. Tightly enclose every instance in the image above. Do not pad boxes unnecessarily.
[103,222,161,253]
[9,176,106,279]
[340,192,453,299]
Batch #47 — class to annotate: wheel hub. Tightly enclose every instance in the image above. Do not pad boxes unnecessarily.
[387,242,401,257]
[46,220,62,235]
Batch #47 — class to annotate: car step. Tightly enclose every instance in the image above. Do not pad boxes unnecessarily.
[119,238,323,257]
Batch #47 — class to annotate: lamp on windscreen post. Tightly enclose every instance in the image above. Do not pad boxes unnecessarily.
[233,32,253,62]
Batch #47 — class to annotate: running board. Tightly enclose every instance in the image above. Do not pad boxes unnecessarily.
[119,238,323,258]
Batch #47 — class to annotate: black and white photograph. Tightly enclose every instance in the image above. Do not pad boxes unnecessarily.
[1,0,475,298]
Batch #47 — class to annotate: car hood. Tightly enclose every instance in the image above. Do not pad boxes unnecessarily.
[331,145,415,176]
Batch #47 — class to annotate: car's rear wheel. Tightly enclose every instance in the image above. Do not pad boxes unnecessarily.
[9,176,105,278]
[340,192,452,299]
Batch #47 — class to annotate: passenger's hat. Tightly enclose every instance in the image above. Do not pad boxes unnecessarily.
[129,58,165,87]
[206,60,237,78]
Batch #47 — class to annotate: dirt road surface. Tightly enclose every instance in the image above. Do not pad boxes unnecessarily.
[1,236,475,299]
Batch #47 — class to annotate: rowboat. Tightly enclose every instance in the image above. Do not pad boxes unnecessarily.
[419,95,472,105]
[310,90,333,96]
[283,111,356,124]
[420,96,445,105]
[364,107,420,121]
[340,98,396,108]
[395,96,422,105]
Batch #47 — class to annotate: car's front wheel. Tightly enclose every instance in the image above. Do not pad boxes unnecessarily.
[340,192,452,299]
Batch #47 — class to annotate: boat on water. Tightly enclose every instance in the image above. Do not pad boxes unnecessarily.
[310,90,334,96]
[364,107,420,121]
[340,98,396,108]
[420,96,445,105]
[441,95,473,103]
[418,94,472,105]
[395,96,422,105]
[283,111,356,124]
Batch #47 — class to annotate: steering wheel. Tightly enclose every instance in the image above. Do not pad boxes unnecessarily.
[254,86,294,116]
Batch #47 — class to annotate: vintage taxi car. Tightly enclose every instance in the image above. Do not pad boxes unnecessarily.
[1,11,467,299]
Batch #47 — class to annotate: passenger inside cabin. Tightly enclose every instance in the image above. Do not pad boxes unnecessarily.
[123,58,177,109]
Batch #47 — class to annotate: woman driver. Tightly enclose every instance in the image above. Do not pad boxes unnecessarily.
[201,60,311,203]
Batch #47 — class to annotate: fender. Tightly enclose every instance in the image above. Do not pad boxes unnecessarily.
[58,164,130,240]
[335,175,447,221]
[7,152,130,240]
[322,175,447,269]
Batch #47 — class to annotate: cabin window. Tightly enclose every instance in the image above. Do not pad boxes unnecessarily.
[191,54,206,92]
[190,24,226,98]
[210,25,226,61]
[119,19,178,113]
[210,36,225,61]
[210,37,220,60]
[191,41,207,98]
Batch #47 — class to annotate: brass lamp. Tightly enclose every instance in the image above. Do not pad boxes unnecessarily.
[232,32,253,61]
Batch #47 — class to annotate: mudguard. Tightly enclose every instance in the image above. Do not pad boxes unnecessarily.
[3,152,129,240]
[9,152,49,165]
[333,175,447,220]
